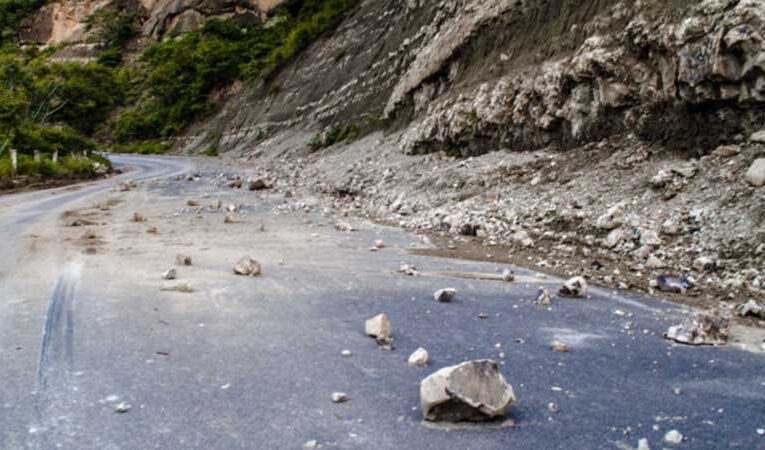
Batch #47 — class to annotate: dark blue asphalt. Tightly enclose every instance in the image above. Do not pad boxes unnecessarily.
[2,156,764,449]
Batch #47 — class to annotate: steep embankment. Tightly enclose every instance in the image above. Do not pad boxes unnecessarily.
[180,0,765,307]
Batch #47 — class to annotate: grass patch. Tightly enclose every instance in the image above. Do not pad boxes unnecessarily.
[307,123,359,152]
[110,141,170,154]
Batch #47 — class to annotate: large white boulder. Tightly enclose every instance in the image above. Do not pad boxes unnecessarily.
[420,360,515,422]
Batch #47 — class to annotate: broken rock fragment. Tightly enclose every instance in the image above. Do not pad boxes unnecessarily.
[176,254,192,266]
[558,276,588,298]
[408,347,429,367]
[433,288,456,303]
[248,179,270,191]
[420,360,515,422]
[736,299,765,319]
[664,310,730,346]
[162,269,177,280]
[364,313,392,346]
[745,158,765,187]
[132,212,145,222]
[535,288,552,306]
[656,275,693,294]
[233,256,262,276]
[330,392,348,403]
[224,213,236,224]
[398,263,418,276]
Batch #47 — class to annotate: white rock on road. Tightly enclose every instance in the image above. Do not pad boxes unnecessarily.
[433,288,456,303]
[420,360,515,422]
[663,429,683,444]
[408,347,429,367]
[364,313,391,341]
[233,256,262,276]
[558,276,588,298]
[161,269,177,280]
[331,392,348,403]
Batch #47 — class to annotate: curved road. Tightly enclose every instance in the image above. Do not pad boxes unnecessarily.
[1,155,764,449]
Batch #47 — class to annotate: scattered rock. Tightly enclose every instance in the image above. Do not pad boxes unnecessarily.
[224,213,236,224]
[663,429,683,445]
[187,199,199,207]
[364,313,393,347]
[132,212,145,222]
[433,288,457,303]
[335,222,356,232]
[115,402,131,413]
[664,310,730,346]
[420,360,516,422]
[736,299,765,319]
[161,269,177,280]
[398,263,418,276]
[303,440,318,449]
[118,180,137,191]
[744,158,765,187]
[639,230,662,248]
[547,402,560,413]
[645,255,666,269]
[501,269,514,282]
[70,219,97,227]
[341,350,352,357]
[750,130,765,143]
[227,204,237,213]
[161,283,194,293]
[558,277,588,298]
[374,239,386,249]
[596,204,625,230]
[176,254,192,266]
[551,340,569,352]
[146,226,159,234]
[229,179,243,189]
[656,275,693,294]
[331,392,348,403]
[479,312,489,319]
[248,179,270,191]
[692,256,717,272]
[535,288,552,306]
[637,438,651,450]
[408,347,429,367]
[233,256,262,276]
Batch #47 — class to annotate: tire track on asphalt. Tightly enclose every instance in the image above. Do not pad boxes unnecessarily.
[37,267,79,389]
[30,265,81,447]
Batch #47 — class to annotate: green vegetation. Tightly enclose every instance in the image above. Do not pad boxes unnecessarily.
[109,0,356,143]
[109,141,170,154]
[0,0,356,186]
[307,123,359,152]
[85,2,139,66]
[0,0,44,45]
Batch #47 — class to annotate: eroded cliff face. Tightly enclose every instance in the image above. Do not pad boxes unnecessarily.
[19,0,284,46]
[179,0,765,157]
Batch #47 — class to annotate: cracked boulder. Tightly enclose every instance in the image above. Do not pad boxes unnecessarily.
[233,256,262,276]
[420,360,515,422]
[664,310,731,346]
[558,276,588,298]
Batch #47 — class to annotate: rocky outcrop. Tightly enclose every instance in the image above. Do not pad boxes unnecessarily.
[176,0,765,159]
[19,0,284,46]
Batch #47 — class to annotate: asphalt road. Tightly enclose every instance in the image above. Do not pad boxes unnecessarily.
[1,155,764,450]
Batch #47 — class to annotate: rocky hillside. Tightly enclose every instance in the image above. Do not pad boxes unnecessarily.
[19,0,286,59]
[178,0,765,307]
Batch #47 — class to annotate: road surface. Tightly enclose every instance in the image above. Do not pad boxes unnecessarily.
[0,155,763,449]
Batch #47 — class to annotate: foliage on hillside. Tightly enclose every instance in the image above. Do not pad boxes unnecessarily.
[0,0,356,168]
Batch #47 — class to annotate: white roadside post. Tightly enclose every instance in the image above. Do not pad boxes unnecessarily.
[33,150,40,163]
[10,148,17,174]
[52,150,58,164]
